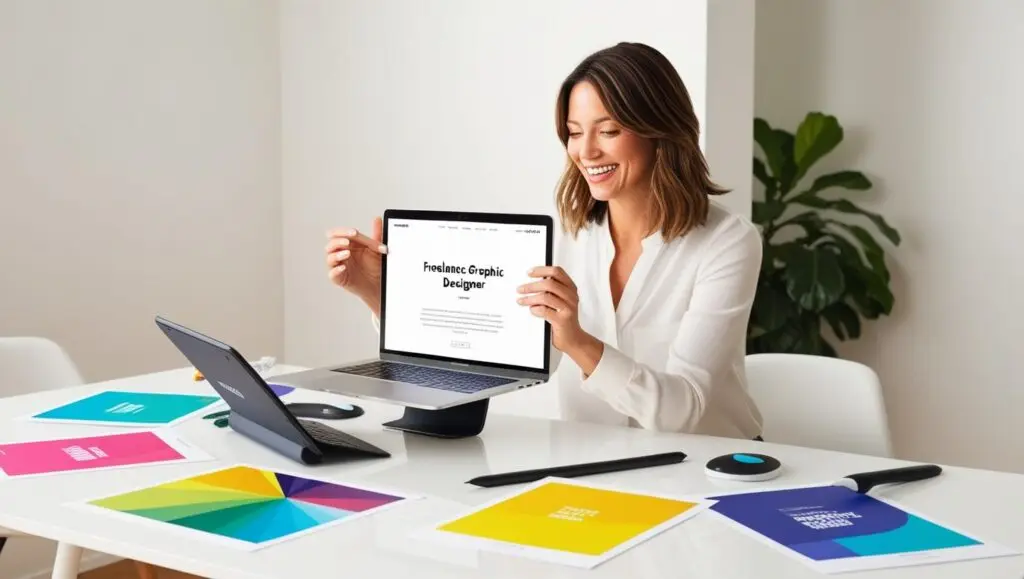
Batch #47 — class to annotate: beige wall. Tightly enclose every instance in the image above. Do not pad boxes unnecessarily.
[754,0,1024,473]
[0,0,283,383]
[0,1,281,577]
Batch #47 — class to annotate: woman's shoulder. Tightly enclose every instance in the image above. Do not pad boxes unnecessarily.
[704,201,757,233]
[677,202,762,255]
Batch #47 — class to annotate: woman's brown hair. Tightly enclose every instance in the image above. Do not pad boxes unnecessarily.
[554,42,728,239]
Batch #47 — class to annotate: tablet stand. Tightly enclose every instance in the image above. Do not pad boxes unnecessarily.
[382,399,489,438]
[230,412,323,465]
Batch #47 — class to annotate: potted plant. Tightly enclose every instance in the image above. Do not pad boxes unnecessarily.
[747,112,901,356]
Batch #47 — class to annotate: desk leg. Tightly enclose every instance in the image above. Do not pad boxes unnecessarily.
[50,542,82,579]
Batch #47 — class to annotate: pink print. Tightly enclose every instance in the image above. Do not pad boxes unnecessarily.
[0,431,184,476]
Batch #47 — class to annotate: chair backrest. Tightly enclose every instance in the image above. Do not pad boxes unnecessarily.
[745,353,893,457]
[0,337,84,397]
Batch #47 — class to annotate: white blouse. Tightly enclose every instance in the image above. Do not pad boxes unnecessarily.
[550,202,764,440]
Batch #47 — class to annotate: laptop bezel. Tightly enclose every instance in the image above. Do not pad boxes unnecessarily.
[378,209,553,380]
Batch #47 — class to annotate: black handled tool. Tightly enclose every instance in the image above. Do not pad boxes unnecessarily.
[833,464,942,493]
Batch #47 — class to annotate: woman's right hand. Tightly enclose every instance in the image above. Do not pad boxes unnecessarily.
[325,216,388,312]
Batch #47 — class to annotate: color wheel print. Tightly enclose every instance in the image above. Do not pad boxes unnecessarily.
[87,465,406,546]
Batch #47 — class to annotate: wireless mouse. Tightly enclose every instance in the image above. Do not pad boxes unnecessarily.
[286,402,364,420]
[705,453,782,482]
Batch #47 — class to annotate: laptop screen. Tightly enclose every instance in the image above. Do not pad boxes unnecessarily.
[380,212,551,373]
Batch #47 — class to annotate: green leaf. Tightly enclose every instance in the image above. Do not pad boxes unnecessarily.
[844,271,890,319]
[763,241,804,272]
[822,301,861,340]
[752,201,785,225]
[792,171,872,200]
[754,118,786,179]
[820,229,894,315]
[819,338,838,357]
[754,118,797,193]
[750,281,796,334]
[793,112,843,184]
[781,246,845,312]
[775,211,828,242]
[748,309,837,357]
[754,158,779,202]
[774,132,798,193]
[797,198,901,246]
[767,313,834,356]
[827,221,892,283]
[833,199,901,246]
[753,158,772,188]
[819,230,880,279]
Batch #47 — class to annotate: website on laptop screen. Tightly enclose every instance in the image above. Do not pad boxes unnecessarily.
[382,217,548,371]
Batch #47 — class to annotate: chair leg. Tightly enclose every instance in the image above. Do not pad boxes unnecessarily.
[50,542,83,579]
[134,561,160,579]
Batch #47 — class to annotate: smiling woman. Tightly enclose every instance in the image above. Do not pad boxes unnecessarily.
[517,42,765,440]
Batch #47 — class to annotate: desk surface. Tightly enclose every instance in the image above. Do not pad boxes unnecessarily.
[0,366,1022,579]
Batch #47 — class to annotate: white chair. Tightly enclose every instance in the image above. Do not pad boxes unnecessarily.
[0,337,162,578]
[0,337,84,397]
[745,353,894,457]
[0,337,93,578]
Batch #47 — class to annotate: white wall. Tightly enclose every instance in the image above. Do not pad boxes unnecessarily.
[0,1,281,577]
[0,0,283,382]
[281,0,756,417]
[754,0,1024,473]
[706,0,757,217]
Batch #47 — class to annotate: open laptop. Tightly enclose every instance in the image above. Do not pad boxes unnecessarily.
[281,209,553,411]
[155,316,390,465]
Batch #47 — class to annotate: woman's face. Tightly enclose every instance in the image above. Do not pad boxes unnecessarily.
[565,81,655,203]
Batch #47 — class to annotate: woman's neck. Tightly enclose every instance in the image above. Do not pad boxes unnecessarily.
[607,193,653,249]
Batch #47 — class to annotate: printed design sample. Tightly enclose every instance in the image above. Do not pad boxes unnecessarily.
[84,465,409,549]
[425,477,712,568]
[31,390,221,426]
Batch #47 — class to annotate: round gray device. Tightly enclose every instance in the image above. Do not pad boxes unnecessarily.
[705,453,782,482]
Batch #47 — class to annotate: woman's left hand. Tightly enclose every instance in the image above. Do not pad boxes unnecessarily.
[518,266,587,352]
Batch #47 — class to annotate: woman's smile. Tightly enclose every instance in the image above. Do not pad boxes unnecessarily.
[583,163,619,183]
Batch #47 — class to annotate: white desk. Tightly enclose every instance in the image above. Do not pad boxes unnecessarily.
[0,366,1022,578]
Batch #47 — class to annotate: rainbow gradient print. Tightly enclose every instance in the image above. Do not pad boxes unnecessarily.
[86,465,407,549]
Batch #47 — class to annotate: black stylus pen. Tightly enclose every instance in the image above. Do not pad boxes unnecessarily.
[465,451,687,488]
[833,463,943,494]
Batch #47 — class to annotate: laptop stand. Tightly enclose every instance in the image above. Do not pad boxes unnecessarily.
[381,399,489,439]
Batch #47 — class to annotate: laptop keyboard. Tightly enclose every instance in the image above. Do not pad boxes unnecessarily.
[298,419,389,457]
[331,360,516,393]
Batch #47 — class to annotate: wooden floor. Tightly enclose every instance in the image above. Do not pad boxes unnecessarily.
[81,560,202,579]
